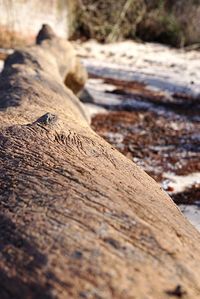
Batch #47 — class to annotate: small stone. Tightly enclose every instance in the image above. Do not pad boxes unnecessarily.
[166,186,174,192]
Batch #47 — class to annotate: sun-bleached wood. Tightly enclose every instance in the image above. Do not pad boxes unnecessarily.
[0,25,200,299]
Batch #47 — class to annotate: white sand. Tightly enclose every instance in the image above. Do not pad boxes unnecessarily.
[0,60,3,72]
[162,173,200,194]
[180,205,200,231]
[75,40,200,98]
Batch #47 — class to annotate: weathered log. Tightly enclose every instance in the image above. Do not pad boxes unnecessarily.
[0,25,200,299]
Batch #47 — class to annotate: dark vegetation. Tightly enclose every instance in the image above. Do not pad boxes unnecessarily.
[73,0,200,47]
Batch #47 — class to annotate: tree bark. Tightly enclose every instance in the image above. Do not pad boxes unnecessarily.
[0,24,200,299]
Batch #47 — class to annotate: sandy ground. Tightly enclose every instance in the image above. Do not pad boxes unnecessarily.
[0,60,3,70]
[74,40,200,231]
[180,205,200,231]
[74,40,200,100]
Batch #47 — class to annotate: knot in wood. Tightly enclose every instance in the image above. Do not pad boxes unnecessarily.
[36,113,58,126]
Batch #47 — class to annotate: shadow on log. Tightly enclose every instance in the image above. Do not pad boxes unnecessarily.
[0,24,200,299]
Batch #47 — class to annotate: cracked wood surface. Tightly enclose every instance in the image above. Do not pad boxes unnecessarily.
[0,25,200,299]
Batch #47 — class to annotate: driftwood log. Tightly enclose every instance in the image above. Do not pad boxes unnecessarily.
[0,25,200,299]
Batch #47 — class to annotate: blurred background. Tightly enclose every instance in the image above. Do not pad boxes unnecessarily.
[0,0,199,229]
[1,0,200,48]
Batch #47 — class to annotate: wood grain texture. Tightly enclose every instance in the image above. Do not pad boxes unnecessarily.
[0,25,200,299]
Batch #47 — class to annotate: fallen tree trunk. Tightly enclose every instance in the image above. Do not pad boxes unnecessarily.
[0,24,200,299]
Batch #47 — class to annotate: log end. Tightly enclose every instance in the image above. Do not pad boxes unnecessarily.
[64,58,88,95]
